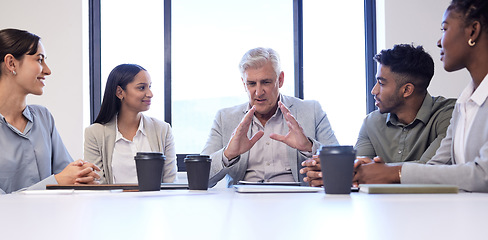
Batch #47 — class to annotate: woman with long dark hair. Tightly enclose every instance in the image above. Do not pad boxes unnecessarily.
[0,28,100,194]
[84,64,177,184]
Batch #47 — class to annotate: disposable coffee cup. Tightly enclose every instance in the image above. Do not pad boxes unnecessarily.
[184,154,211,190]
[134,152,165,191]
[318,145,356,194]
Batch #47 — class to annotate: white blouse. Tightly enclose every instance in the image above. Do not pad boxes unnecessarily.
[454,74,488,164]
[111,117,151,183]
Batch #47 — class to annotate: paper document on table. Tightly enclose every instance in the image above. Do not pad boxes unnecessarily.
[234,185,323,193]
[359,184,458,194]
[237,181,301,186]
[46,183,189,191]
[20,189,75,195]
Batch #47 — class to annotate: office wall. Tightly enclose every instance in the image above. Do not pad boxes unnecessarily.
[0,0,467,160]
[0,0,87,159]
[377,0,470,98]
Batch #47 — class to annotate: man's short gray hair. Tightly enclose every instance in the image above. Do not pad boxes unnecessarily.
[239,47,281,79]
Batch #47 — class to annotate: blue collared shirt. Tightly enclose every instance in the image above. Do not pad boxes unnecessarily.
[0,105,72,194]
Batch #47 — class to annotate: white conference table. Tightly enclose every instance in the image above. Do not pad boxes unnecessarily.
[0,187,486,240]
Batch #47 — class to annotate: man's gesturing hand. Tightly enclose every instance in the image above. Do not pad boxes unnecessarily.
[270,102,312,152]
[224,106,264,160]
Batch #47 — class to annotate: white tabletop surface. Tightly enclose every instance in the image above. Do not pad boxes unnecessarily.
[0,188,486,240]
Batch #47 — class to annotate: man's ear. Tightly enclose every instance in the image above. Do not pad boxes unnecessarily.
[278,71,284,88]
[402,83,415,98]
[241,77,247,91]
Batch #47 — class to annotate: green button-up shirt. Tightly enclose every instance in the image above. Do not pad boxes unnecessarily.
[355,93,456,164]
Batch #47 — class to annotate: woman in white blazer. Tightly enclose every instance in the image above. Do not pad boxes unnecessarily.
[84,64,177,184]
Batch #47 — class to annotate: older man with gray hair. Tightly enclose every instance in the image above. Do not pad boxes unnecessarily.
[202,47,338,187]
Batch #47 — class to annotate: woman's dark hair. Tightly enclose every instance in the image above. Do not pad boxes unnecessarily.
[0,28,40,75]
[374,44,434,93]
[94,64,146,124]
[448,0,488,32]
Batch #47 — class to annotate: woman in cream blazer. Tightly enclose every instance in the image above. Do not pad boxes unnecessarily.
[84,64,176,184]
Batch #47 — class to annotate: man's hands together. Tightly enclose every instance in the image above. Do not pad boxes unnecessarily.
[300,155,323,187]
[301,156,401,187]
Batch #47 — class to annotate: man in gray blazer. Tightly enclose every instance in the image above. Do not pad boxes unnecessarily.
[202,47,338,187]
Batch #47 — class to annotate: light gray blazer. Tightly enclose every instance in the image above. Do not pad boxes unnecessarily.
[84,114,177,184]
[202,95,339,187]
[402,99,488,192]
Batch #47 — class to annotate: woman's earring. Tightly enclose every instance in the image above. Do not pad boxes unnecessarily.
[468,39,476,47]
[12,71,16,76]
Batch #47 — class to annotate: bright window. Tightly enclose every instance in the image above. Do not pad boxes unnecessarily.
[101,0,165,120]
[99,0,368,153]
[303,0,367,145]
[172,0,294,153]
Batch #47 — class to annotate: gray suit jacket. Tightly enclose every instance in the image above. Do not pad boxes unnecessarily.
[402,99,488,192]
[202,95,339,187]
[84,114,177,184]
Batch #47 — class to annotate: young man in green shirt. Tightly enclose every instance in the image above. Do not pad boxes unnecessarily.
[301,44,456,187]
